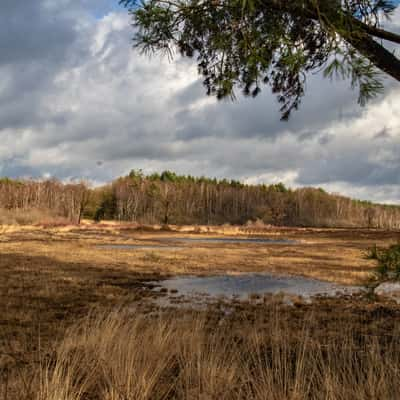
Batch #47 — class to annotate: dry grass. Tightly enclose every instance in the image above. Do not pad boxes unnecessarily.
[1,225,400,399]
[8,306,400,400]
[1,224,395,284]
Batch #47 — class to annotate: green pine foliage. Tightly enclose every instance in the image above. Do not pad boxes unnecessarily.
[366,244,400,280]
[120,0,400,119]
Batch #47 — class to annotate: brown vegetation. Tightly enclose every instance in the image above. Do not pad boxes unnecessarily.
[5,302,400,400]
[0,208,71,226]
[37,306,400,400]
[1,224,394,284]
[1,226,399,399]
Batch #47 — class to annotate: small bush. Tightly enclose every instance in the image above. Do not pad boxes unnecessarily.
[245,218,273,229]
[0,208,70,226]
[366,243,400,279]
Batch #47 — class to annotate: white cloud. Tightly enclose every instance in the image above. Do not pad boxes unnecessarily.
[0,1,399,204]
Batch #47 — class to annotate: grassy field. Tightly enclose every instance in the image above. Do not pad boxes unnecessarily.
[1,223,400,399]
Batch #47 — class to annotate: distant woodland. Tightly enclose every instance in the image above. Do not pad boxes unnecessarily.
[1,171,400,229]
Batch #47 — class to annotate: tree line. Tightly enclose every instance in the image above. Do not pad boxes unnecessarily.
[0,178,89,224]
[1,172,400,229]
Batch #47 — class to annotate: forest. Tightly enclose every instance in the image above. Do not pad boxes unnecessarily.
[1,171,400,229]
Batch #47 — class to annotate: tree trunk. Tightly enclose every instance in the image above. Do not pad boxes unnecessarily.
[344,33,400,82]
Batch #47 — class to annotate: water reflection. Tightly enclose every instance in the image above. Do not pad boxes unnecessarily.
[97,244,182,250]
[160,237,296,245]
[97,236,296,251]
[154,274,361,300]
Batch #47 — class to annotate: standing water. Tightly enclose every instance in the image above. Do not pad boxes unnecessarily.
[159,237,297,245]
[154,273,361,300]
[96,237,297,251]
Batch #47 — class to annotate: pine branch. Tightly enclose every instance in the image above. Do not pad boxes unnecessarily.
[351,17,400,45]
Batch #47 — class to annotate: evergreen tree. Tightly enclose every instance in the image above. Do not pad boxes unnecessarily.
[120,0,400,119]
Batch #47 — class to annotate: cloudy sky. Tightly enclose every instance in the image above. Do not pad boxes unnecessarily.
[1,1,399,204]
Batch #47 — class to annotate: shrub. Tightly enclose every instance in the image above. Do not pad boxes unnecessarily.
[366,243,400,279]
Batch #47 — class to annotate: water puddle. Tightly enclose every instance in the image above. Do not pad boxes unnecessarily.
[160,237,296,245]
[97,237,296,251]
[153,273,362,305]
[97,244,183,251]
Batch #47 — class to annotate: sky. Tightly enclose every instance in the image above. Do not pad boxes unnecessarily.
[0,1,399,204]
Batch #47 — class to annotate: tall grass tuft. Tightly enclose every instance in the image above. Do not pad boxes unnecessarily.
[33,308,400,400]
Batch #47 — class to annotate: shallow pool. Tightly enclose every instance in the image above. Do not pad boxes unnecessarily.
[160,237,296,245]
[154,273,361,300]
[97,244,183,251]
[97,236,296,251]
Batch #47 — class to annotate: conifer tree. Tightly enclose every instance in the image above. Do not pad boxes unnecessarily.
[120,0,400,119]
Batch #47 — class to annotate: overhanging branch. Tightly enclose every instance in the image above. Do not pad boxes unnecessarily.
[351,17,400,45]
[345,33,400,81]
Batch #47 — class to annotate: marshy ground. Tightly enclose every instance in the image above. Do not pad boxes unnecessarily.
[1,223,400,399]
